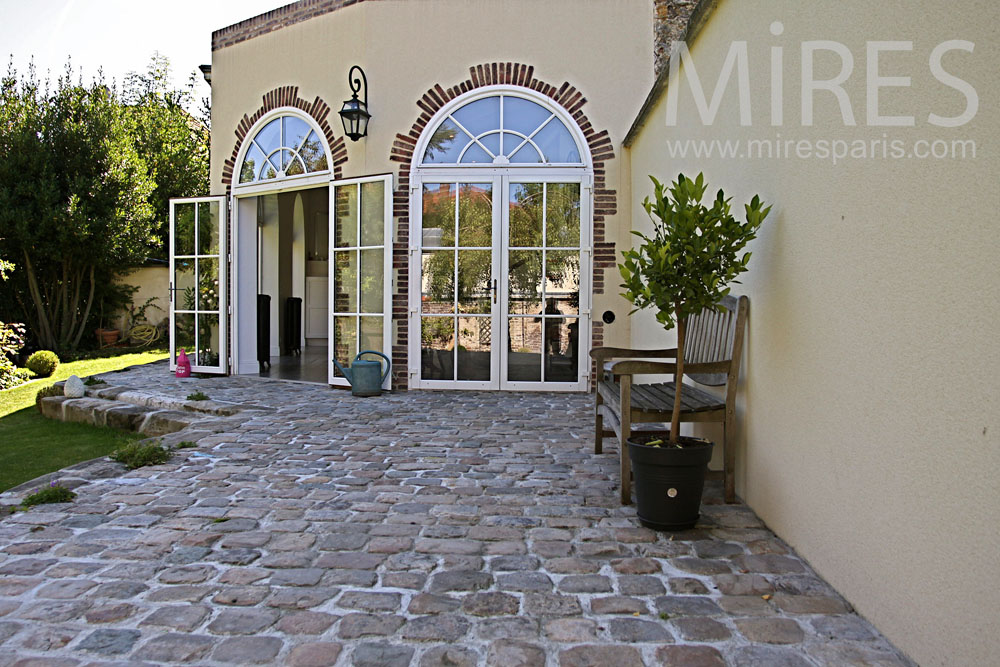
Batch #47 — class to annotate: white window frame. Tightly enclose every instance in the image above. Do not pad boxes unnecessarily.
[413,86,593,171]
[231,107,334,196]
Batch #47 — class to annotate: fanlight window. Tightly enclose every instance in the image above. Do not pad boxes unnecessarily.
[239,115,329,184]
[421,94,583,166]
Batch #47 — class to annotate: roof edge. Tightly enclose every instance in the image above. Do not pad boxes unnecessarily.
[623,0,718,148]
[212,0,366,52]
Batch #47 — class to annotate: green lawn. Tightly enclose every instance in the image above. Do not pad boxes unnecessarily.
[0,348,168,493]
[0,348,168,418]
[0,409,141,492]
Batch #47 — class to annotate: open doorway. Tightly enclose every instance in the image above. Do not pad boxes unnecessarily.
[244,185,329,383]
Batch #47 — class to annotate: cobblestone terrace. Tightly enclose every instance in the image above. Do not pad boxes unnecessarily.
[0,363,912,666]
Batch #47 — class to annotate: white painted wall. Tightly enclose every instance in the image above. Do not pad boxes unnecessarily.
[627,1,999,664]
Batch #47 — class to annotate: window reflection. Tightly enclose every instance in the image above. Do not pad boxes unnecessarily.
[238,116,330,184]
[420,94,584,165]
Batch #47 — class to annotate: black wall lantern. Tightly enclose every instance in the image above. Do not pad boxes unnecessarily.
[339,65,370,141]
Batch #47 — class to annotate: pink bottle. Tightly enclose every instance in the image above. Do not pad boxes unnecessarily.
[176,348,192,378]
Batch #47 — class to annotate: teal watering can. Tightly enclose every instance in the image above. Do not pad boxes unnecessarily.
[333,350,391,397]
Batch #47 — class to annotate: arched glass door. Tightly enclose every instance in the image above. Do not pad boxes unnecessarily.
[410,90,591,391]
[410,172,590,391]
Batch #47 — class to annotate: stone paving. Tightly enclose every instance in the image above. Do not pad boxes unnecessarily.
[0,362,913,666]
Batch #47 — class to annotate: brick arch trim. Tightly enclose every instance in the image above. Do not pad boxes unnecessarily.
[387,63,618,388]
[222,85,349,188]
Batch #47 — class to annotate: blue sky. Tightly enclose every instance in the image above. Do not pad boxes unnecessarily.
[1,0,283,100]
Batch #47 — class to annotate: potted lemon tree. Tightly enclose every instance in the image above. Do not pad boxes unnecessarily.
[619,173,769,528]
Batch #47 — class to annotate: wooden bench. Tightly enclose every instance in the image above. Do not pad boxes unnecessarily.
[591,295,748,505]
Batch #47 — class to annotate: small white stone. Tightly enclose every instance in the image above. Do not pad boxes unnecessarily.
[64,375,85,398]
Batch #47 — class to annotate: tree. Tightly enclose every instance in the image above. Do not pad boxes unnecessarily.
[0,63,155,350]
[619,173,769,443]
[124,54,209,260]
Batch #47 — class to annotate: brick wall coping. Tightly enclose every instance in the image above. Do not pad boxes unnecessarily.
[213,0,366,52]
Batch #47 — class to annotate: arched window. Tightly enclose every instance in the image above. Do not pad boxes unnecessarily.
[420,93,584,166]
[238,114,329,184]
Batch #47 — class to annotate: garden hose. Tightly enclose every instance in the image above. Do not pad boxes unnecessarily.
[125,324,160,347]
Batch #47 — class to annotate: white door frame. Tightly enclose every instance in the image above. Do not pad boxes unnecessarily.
[408,168,592,391]
[327,174,394,388]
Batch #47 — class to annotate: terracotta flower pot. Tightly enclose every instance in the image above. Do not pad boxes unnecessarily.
[95,328,120,346]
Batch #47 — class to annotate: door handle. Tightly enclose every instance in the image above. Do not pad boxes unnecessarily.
[492,279,498,304]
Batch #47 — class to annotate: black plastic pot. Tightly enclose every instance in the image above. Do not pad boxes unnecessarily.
[627,435,714,530]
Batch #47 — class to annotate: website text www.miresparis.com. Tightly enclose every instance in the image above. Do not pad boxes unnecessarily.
[663,136,976,164]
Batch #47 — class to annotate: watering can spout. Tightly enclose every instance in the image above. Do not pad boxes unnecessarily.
[332,358,352,384]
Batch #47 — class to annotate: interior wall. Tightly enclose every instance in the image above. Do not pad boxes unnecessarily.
[257,194,281,356]
[627,1,999,664]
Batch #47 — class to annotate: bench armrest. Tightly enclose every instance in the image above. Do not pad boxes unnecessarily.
[606,359,678,376]
[590,347,677,364]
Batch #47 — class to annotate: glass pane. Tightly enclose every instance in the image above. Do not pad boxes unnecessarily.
[507,318,541,382]
[451,97,500,138]
[196,314,221,368]
[421,317,454,381]
[422,184,455,247]
[196,258,220,312]
[253,118,281,155]
[458,183,492,247]
[283,116,311,152]
[503,96,552,137]
[174,313,195,363]
[508,250,542,315]
[285,157,305,176]
[546,183,581,246]
[262,159,278,181]
[197,201,220,255]
[459,143,493,164]
[240,143,267,183]
[422,117,470,164]
[360,249,383,314]
[544,317,578,382]
[479,132,501,158]
[360,180,384,246]
[174,203,195,255]
[545,251,580,314]
[281,149,294,171]
[333,316,357,378]
[335,184,358,248]
[457,317,490,381]
[359,317,383,356]
[509,183,543,247]
[505,135,543,164]
[333,250,357,313]
[421,251,454,313]
[533,120,581,163]
[457,250,491,314]
[301,131,328,172]
[173,259,195,310]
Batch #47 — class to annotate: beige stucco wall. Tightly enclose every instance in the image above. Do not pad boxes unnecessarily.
[209,0,654,354]
[113,266,170,331]
[627,0,999,664]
